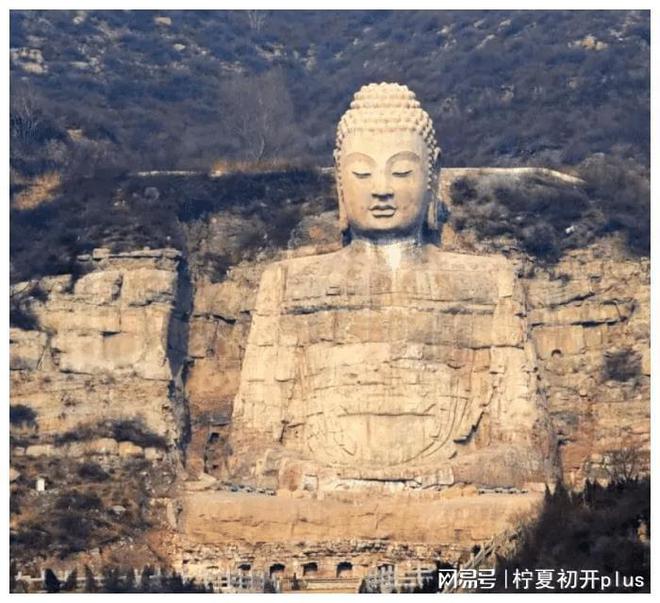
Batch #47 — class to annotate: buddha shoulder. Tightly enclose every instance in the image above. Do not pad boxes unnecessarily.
[258,247,351,282]
[425,247,518,299]
[424,247,512,272]
[254,248,349,304]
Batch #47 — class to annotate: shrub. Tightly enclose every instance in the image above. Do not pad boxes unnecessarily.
[494,478,650,592]
[55,490,104,512]
[62,569,78,592]
[54,424,99,445]
[578,156,649,256]
[521,224,561,262]
[447,161,647,264]
[11,526,52,549]
[9,404,37,427]
[44,569,61,593]
[603,447,643,483]
[95,566,209,593]
[110,420,168,450]
[77,462,110,482]
[603,348,641,382]
[55,512,97,545]
[84,566,97,592]
[10,297,39,330]
[10,168,332,284]
[450,177,478,205]
[55,418,168,450]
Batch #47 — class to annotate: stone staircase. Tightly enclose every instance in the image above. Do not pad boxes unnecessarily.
[440,527,521,593]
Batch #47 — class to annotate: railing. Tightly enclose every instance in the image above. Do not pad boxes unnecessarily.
[364,565,436,593]
[215,571,268,592]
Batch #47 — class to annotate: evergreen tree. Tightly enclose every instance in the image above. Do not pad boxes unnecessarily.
[44,568,60,593]
[84,565,97,592]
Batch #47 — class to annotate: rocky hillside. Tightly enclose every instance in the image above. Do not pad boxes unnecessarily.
[10,169,649,573]
[10,11,649,183]
[9,8,649,582]
[10,248,188,570]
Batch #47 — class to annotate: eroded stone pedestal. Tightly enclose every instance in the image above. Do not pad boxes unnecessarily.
[175,485,543,586]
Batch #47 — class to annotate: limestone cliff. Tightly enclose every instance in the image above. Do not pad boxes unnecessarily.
[10,247,189,457]
[185,242,648,487]
[10,247,193,570]
[182,169,649,486]
[523,244,650,486]
[9,167,650,576]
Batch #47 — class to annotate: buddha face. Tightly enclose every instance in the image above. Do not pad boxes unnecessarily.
[338,130,430,241]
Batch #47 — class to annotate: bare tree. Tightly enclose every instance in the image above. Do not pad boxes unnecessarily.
[246,10,267,34]
[220,69,299,163]
[10,80,44,144]
[602,446,643,483]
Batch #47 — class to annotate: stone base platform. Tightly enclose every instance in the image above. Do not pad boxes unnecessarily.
[174,487,543,588]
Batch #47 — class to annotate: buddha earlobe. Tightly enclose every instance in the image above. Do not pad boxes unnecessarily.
[426,190,438,232]
[338,197,349,233]
[425,147,441,232]
[334,151,349,233]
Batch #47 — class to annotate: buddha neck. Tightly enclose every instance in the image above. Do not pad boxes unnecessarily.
[349,235,424,271]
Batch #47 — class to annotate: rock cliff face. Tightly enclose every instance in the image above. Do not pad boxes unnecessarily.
[10,247,190,460]
[182,172,649,486]
[183,252,649,487]
[9,168,650,577]
[176,488,542,581]
[523,245,650,486]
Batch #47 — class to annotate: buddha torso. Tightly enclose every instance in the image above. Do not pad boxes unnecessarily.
[229,243,553,490]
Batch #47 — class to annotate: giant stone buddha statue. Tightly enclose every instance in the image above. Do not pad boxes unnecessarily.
[227,83,557,494]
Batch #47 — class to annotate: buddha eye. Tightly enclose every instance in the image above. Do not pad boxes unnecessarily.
[392,169,413,178]
[352,171,371,179]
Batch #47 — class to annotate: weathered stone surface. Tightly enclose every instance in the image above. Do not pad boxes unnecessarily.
[228,243,556,492]
[179,489,542,549]
[145,447,165,461]
[48,305,172,380]
[121,268,177,306]
[72,270,123,304]
[9,248,187,452]
[193,277,256,320]
[522,245,650,486]
[25,444,57,457]
[10,371,177,439]
[9,329,48,371]
[183,268,264,476]
[85,438,120,455]
[38,305,122,334]
[118,441,144,457]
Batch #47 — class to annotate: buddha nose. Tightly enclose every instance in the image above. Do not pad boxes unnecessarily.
[371,170,394,198]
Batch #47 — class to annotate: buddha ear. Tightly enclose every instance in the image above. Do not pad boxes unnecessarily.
[338,196,349,233]
[334,151,349,233]
[426,153,441,232]
[426,190,438,232]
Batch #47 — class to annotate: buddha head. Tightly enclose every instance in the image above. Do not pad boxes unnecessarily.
[334,82,441,243]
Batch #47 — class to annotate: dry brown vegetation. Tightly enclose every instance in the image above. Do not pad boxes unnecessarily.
[10,453,176,565]
[494,478,650,593]
[12,171,62,210]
